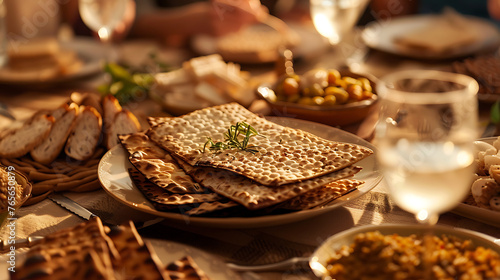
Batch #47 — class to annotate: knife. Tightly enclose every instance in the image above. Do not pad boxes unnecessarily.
[0,194,164,253]
[49,193,97,221]
[0,102,15,120]
[48,193,164,229]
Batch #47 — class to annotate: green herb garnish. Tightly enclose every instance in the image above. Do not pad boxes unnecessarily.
[98,52,172,105]
[491,100,500,124]
[203,121,263,154]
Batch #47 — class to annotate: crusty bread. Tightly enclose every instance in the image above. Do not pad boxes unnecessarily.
[79,93,104,117]
[31,103,79,165]
[102,94,122,132]
[65,106,103,161]
[0,114,55,158]
[105,109,141,149]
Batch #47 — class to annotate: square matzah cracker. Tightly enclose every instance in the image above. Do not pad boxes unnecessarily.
[175,156,361,210]
[128,168,239,215]
[119,133,203,194]
[148,103,373,186]
[277,179,364,210]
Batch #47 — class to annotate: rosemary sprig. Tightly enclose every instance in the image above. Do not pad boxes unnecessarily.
[203,121,263,154]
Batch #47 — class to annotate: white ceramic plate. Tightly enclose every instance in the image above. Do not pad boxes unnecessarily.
[0,37,117,86]
[98,117,382,228]
[452,137,500,228]
[310,223,500,279]
[149,239,239,279]
[191,23,328,64]
[361,14,500,60]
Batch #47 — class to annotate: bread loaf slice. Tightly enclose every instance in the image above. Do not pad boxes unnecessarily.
[0,114,54,158]
[102,95,122,131]
[105,109,141,149]
[65,106,102,161]
[31,103,79,164]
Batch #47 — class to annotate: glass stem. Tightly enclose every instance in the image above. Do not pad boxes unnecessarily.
[416,210,438,279]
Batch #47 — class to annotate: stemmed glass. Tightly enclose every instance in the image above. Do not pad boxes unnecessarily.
[78,0,129,43]
[309,0,368,45]
[375,70,479,225]
[309,0,369,67]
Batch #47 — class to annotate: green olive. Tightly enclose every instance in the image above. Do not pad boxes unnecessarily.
[297,96,314,105]
[347,84,363,101]
[323,94,337,106]
[286,93,301,103]
[282,77,300,96]
[362,90,374,99]
[343,76,362,87]
[325,86,349,104]
[312,96,324,105]
[304,84,325,97]
[358,77,372,92]
[327,69,341,85]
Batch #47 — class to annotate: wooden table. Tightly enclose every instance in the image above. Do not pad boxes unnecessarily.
[1,34,499,280]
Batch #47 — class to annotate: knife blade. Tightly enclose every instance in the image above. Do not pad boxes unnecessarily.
[49,193,97,221]
[48,193,164,229]
[0,102,15,120]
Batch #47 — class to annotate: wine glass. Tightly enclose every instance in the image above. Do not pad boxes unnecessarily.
[374,70,479,226]
[78,0,128,43]
[309,0,369,46]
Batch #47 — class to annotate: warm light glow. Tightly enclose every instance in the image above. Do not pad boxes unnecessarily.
[312,14,340,44]
[417,210,428,222]
[98,27,110,42]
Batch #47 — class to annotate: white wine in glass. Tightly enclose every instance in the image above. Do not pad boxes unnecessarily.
[375,70,479,225]
[79,0,128,43]
[309,0,368,45]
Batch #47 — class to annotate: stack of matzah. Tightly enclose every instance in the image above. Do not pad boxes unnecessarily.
[13,217,211,280]
[121,103,373,217]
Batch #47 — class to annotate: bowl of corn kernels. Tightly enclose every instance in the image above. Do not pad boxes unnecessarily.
[256,68,378,126]
[310,224,500,280]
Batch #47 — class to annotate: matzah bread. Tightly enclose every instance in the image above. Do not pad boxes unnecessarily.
[277,179,364,210]
[148,103,372,186]
[16,217,215,280]
[128,168,238,215]
[107,220,170,280]
[175,156,361,210]
[15,217,118,280]
[119,133,203,194]
[166,256,210,280]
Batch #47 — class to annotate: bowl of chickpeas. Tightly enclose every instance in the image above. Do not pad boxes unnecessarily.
[256,68,377,126]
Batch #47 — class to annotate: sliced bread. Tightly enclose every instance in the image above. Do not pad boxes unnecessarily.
[31,103,79,165]
[105,109,141,149]
[0,114,55,158]
[65,106,102,161]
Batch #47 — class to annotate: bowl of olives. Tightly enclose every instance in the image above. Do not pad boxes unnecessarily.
[256,68,378,126]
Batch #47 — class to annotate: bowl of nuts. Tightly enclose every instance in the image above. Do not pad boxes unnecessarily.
[256,68,378,126]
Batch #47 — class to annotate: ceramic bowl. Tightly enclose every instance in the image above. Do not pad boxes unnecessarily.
[310,224,500,279]
[256,70,378,126]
